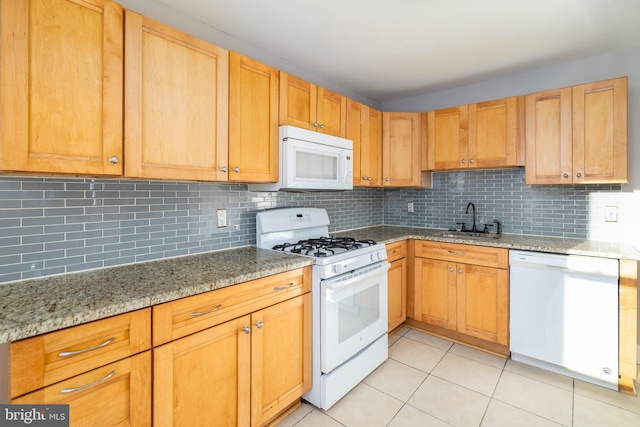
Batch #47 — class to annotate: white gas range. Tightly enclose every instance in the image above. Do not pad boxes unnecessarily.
[256,208,389,410]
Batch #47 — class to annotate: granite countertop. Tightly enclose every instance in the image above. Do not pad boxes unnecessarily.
[333,225,640,261]
[0,247,314,344]
[2,227,638,344]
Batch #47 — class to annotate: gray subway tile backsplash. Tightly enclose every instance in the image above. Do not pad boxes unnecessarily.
[0,168,622,283]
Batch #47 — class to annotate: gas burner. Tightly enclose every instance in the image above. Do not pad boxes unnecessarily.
[271,236,377,258]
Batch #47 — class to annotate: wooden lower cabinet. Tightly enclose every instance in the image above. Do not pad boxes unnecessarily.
[153,293,311,427]
[413,241,509,352]
[12,351,151,427]
[386,241,408,332]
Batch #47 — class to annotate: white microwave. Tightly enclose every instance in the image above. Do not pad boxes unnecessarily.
[249,126,353,192]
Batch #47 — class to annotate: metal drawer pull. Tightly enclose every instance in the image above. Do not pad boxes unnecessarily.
[59,338,115,357]
[388,249,397,255]
[60,370,116,394]
[190,304,223,317]
[447,250,467,255]
[273,282,295,291]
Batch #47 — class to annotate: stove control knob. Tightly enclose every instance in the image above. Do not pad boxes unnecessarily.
[333,264,345,274]
[378,250,387,260]
[370,253,379,262]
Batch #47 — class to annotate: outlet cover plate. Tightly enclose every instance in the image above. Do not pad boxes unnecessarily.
[217,209,227,228]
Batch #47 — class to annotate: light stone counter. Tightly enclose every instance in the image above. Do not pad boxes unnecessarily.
[0,247,314,343]
[333,225,640,261]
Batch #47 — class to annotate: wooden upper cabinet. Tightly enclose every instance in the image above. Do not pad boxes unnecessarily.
[279,72,346,137]
[525,77,627,184]
[229,52,279,182]
[426,106,469,170]
[124,10,229,181]
[469,97,523,168]
[346,100,382,186]
[426,98,522,171]
[382,112,423,187]
[572,77,627,184]
[0,0,123,175]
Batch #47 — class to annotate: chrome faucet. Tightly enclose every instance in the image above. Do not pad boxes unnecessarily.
[465,202,477,232]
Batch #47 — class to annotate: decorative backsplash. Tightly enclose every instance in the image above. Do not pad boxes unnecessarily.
[384,168,622,241]
[0,168,621,283]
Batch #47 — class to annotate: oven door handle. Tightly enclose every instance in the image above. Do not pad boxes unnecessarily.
[324,262,390,291]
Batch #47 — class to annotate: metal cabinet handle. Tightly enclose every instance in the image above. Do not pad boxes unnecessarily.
[319,123,325,129]
[60,370,116,394]
[388,249,397,255]
[458,269,463,274]
[385,177,390,182]
[312,122,319,128]
[461,159,466,164]
[273,282,294,291]
[447,250,467,255]
[242,326,251,334]
[470,159,475,163]
[563,173,569,178]
[255,321,264,328]
[220,167,228,173]
[449,267,454,272]
[576,172,582,178]
[233,167,240,173]
[190,304,222,317]
[108,156,119,164]
[59,338,115,357]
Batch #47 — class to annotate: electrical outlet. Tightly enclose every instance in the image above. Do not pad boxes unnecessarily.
[605,206,618,222]
[407,202,414,213]
[216,209,227,228]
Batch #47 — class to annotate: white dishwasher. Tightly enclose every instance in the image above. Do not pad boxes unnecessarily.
[509,250,619,389]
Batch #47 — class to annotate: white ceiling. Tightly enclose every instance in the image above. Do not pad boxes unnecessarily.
[153,0,640,103]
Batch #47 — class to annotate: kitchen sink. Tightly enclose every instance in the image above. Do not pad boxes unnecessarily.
[435,230,502,239]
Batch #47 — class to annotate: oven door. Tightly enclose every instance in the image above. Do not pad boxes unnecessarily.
[320,261,389,373]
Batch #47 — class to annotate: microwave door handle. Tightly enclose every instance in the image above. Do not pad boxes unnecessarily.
[341,152,349,183]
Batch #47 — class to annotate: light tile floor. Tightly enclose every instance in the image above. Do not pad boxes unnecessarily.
[279,326,640,427]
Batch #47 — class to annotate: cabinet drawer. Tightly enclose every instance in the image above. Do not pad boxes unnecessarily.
[12,351,151,427]
[386,241,407,262]
[152,267,312,346]
[10,308,151,398]
[414,240,508,269]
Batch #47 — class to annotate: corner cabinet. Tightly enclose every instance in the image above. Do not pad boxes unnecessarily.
[426,97,524,171]
[386,241,408,332]
[279,72,347,137]
[413,241,509,354]
[382,112,431,187]
[152,267,312,427]
[0,0,123,175]
[346,100,383,186]
[229,52,279,182]
[124,10,229,181]
[525,77,628,185]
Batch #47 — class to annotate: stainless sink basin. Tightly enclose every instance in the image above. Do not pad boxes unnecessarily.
[435,230,502,239]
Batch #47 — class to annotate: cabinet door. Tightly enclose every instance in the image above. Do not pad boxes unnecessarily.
[456,264,508,345]
[0,0,123,175]
[153,316,251,427]
[572,77,627,184]
[346,100,367,186]
[468,97,521,168]
[414,258,457,330]
[347,101,382,186]
[366,108,384,186]
[229,52,279,182]
[426,106,469,170]
[382,112,420,187]
[251,293,311,427]
[316,87,346,137]
[279,72,317,132]
[388,257,407,332]
[525,87,573,184]
[124,11,229,181]
[13,351,151,427]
